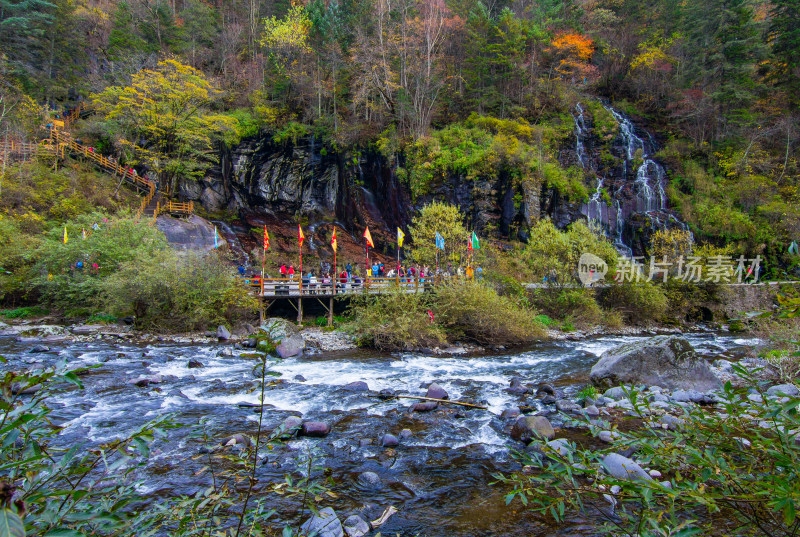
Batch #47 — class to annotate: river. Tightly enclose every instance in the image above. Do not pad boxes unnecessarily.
[0,329,759,535]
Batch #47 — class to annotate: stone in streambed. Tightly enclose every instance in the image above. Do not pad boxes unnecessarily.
[501,407,521,419]
[411,401,438,412]
[399,428,413,439]
[536,383,555,397]
[511,415,555,443]
[602,453,652,482]
[187,359,204,368]
[426,382,448,400]
[357,471,381,488]
[300,506,343,537]
[216,325,232,341]
[300,421,331,437]
[221,433,251,448]
[29,345,50,353]
[507,377,531,395]
[767,383,800,397]
[342,381,369,392]
[590,336,721,392]
[342,515,370,537]
[381,434,399,447]
[276,335,305,358]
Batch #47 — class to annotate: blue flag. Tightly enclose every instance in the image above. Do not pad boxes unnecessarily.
[435,232,445,250]
[214,226,219,249]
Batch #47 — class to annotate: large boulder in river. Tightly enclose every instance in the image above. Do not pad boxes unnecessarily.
[426,382,448,400]
[511,415,555,443]
[590,336,721,392]
[276,334,305,358]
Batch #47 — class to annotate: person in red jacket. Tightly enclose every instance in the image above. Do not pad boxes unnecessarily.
[288,265,295,279]
[279,264,287,278]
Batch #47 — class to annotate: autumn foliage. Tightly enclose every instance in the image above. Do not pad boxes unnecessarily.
[547,32,598,83]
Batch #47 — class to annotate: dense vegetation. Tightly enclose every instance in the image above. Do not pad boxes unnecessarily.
[2,0,798,261]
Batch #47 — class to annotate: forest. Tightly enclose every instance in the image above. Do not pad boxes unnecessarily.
[2,0,799,259]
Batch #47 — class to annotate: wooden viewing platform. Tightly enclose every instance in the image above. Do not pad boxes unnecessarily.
[249,275,468,325]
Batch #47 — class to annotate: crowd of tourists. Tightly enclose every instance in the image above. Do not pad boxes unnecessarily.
[239,260,483,294]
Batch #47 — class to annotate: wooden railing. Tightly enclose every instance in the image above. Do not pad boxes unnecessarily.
[154,200,194,217]
[252,274,469,297]
[0,140,63,163]
[50,130,156,192]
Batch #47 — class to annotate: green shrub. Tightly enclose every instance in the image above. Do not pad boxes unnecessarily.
[32,211,169,314]
[499,371,800,536]
[346,287,446,350]
[102,250,257,331]
[433,281,545,345]
[530,287,605,327]
[0,306,48,318]
[597,281,668,325]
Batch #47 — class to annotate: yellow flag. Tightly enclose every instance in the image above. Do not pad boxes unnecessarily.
[397,228,405,247]
[63,226,68,244]
[331,228,337,252]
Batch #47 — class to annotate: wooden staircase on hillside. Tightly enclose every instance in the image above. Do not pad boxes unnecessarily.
[2,107,195,221]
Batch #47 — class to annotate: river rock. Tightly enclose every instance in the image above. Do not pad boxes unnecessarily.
[342,515,370,537]
[187,359,204,368]
[300,507,343,537]
[280,416,303,436]
[300,421,331,437]
[381,434,399,447]
[508,378,531,395]
[590,336,721,392]
[546,438,572,457]
[399,428,413,439]
[411,401,438,412]
[131,375,162,387]
[511,415,555,443]
[222,433,251,448]
[426,382,448,400]
[584,405,600,417]
[29,345,50,353]
[357,471,381,488]
[602,453,652,482]
[767,384,800,397]
[536,383,555,397]
[598,430,620,443]
[378,389,396,400]
[342,381,369,392]
[71,324,105,335]
[660,414,685,431]
[216,325,232,340]
[276,335,305,358]
[556,399,581,413]
[501,407,521,419]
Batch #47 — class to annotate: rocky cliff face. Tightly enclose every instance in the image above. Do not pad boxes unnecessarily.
[180,135,579,248]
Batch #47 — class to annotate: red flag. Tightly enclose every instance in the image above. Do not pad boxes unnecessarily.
[263,225,270,250]
[331,228,337,252]
[467,233,473,251]
[298,224,305,248]
[363,227,374,248]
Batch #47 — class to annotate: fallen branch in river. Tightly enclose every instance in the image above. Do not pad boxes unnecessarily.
[370,394,488,410]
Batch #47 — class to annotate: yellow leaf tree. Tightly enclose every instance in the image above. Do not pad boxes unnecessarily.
[91,59,238,194]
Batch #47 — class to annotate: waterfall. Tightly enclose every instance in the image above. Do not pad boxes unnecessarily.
[573,102,690,256]
[574,103,590,169]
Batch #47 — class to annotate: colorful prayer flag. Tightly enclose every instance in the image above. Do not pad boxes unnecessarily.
[82,228,86,240]
[298,224,305,248]
[263,226,270,250]
[214,226,219,249]
[331,228,338,252]
[397,228,405,247]
[471,231,480,250]
[63,226,68,244]
[435,232,445,250]
[364,227,374,248]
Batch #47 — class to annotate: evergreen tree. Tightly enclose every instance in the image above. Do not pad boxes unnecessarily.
[769,0,800,107]
[682,0,766,134]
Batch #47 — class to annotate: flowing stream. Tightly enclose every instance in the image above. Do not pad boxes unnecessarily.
[0,331,757,535]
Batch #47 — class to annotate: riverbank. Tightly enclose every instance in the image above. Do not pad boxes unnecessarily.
[0,314,735,355]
